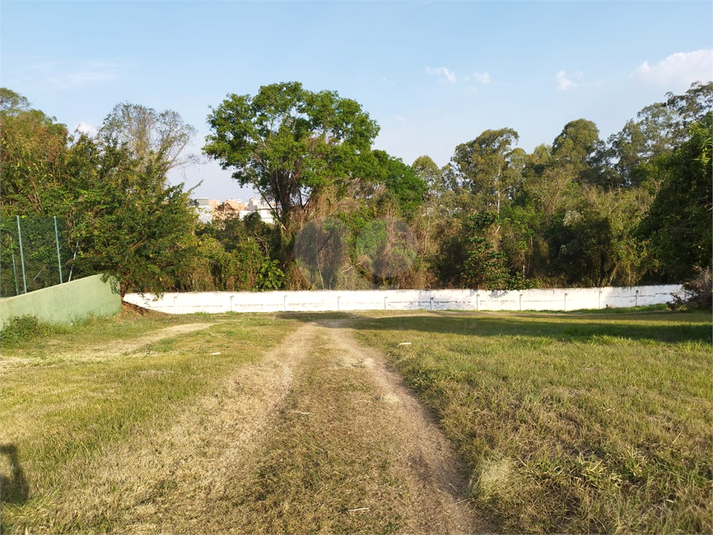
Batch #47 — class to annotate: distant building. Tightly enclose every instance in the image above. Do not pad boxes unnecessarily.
[191,198,218,224]
[213,199,247,222]
[239,198,275,224]
[191,197,275,224]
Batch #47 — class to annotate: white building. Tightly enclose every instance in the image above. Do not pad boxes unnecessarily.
[239,198,275,224]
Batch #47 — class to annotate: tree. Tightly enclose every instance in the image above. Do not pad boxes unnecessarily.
[100,102,198,177]
[0,88,30,114]
[639,113,713,281]
[0,89,70,214]
[551,119,600,184]
[412,155,445,196]
[204,82,381,232]
[451,128,522,214]
[459,212,510,290]
[374,152,427,219]
[594,82,713,189]
[68,137,200,295]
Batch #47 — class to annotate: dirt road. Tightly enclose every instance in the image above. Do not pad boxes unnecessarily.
[47,318,491,534]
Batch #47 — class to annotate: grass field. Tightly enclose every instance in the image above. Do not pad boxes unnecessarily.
[0,309,302,533]
[1,307,711,534]
[354,310,713,534]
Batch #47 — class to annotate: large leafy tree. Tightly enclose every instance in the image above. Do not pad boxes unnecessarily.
[68,137,200,295]
[591,82,713,189]
[373,152,427,219]
[204,82,381,231]
[0,89,201,295]
[551,119,601,184]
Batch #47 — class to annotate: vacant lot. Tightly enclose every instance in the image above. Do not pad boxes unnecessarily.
[1,307,710,534]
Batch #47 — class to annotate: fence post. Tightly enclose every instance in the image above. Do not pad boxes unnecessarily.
[11,250,19,295]
[54,216,63,284]
[16,215,27,294]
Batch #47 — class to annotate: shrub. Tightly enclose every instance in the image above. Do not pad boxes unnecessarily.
[669,266,712,310]
[0,315,61,347]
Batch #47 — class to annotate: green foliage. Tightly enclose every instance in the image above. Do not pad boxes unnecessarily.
[0,89,201,296]
[2,81,712,293]
[373,152,427,219]
[452,128,522,213]
[639,113,713,281]
[204,82,381,230]
[0,315,66,348]
[257,259,285,291]
[459,212,510,290]
[0,216,72,296]
[67,139,199,295]
[0,103,70,214]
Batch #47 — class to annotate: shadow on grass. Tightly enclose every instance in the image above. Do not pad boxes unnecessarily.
[276,311,712,345]
[1,444,29,505]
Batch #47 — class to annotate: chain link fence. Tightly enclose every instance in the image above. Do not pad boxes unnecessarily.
[1,216,75,297]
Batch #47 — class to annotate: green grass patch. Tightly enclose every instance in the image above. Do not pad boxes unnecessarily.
[353,310,713,534]
[0,315,70,349]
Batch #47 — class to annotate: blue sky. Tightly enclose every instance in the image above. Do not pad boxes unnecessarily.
[2,1,711,200]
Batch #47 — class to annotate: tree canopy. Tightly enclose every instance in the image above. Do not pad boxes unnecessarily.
[2,81,711,295]
[204,82,381,230]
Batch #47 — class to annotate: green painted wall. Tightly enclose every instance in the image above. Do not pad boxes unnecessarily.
[0,274,121,329]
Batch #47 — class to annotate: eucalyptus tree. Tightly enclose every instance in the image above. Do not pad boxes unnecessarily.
[451,128,522,215]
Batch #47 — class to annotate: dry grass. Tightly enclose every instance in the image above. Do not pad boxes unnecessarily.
[1,310,488,534]
[0,311,300,534]
[5,307,707,534]
[353,310,713,534]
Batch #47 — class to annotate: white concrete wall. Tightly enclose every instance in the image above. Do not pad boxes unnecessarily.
[124,285,683,315]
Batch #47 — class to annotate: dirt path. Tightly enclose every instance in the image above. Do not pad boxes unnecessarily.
[36,318,489,534]
[324,319,488,534]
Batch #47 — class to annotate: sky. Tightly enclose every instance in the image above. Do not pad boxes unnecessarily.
[2,0,712,201]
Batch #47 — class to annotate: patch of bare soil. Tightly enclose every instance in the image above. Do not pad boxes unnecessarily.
[0,323,215,373]
[323,319,491,534]
[80,322,217,359]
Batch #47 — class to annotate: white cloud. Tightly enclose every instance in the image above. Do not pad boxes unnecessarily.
[631,49,713,86]
[47,61,123,89]
[74,122,98,137]
[425,67,457,83]
[394,115,406,123]
[473,71,491,85]
[555,70,582,91]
